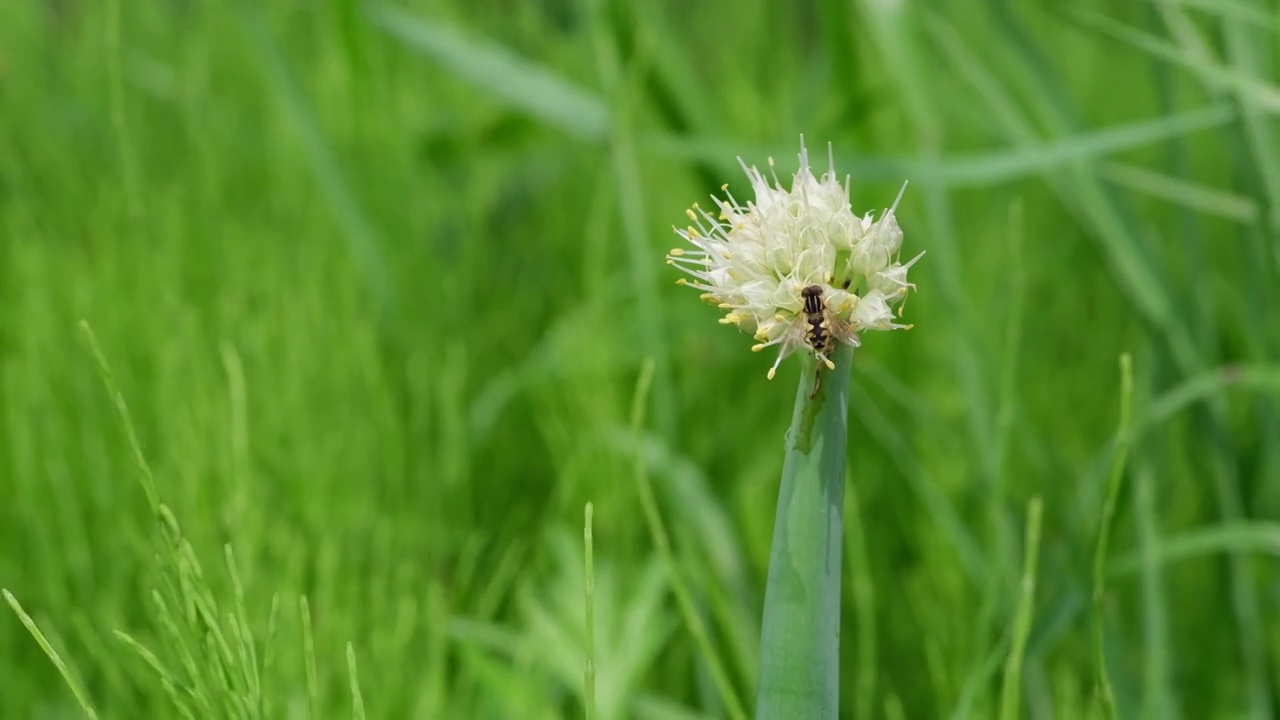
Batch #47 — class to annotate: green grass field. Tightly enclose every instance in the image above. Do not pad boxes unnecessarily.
[3,0,1280,717]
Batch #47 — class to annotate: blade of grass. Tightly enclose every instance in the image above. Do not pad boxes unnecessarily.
[624,1,728,167]
[1198,4,1280,709]
[347,642,366,720]
[1117,9,1280,708]
[844,480,877,720]
[1110,522,1280,575]
[79,320,161,513]
[627,358,747,720]
[932,8,1195,367]
[61,617,129,716]
[930,105,1233,187]
[885,695,907,720]
[225,546,261,711]
[105,0,140,223]
[1149,0,1280,354]
[754,345,853,719]
[114,630,184,711]
[1139,0,1280,31]
[585,0,676,442]
[999,497,1044,720]
[1140,33,1237,706]
[987,197,1028,636]
[1099,161,1259,223]
[1092,353,1135,718]
[1136,365,1280,435]
[584,502,597,720]
[3,590,101,720]
[948,196,1030,713]
[642,103,1234,188]
[1133,461,1174,719]
[1217,6,1280,651]
[1069,10,1280,113]
[850,2,998,610]
[951,35,1265,703]
[1152,0,1280,410]
[240,4,395,322]
[951,629,1012,720]
[849,388,987,585]
[301,596,320,720]
[367,4,607,139]
[605,430,748,599]
[1219,10,1280,232]
[262,593,281,718]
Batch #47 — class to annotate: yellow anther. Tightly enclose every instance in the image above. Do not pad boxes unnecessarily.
[670,248,685,256]
[721,184,729,191]
[751,344,765,352]
[675,278,687,285]
[767,368,777,380]
[718,303,732,309]
[699,293,715,301]
[686,209,697,220]
[823,358,836,370]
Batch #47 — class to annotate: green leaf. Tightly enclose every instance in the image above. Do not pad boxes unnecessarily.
[368,5,608,140]
[1091,354,1135,718]
[642,104,1235,188]
[1098,162,1259,224]
[1136,365,1280,436]
[241,6,395,323]
[1070,10,1280,112]
[1138,0,1280,31]
[998,497,1044,720]
[1110,523,1280,576]
[628,360,748,720]
[4,590,101,720]
[347,643,367,720]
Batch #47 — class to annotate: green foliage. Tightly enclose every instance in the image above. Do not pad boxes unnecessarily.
[2,0,1279,717]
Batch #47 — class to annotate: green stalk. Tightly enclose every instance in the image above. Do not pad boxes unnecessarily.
[1093,353,1134,718]
[584,502,597,720]
[3,590,100,720]
[999,497,1044,720]
[755,342,853,719]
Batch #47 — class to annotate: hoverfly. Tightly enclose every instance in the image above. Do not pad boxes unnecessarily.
[799,284,859,397]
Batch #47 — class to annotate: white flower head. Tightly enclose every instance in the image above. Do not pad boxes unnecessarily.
[667,137,922,379]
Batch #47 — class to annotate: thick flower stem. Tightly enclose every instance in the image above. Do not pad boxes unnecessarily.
[754,342,853,719]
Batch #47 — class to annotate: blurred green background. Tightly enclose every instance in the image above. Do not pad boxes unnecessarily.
[3,0,1280,717]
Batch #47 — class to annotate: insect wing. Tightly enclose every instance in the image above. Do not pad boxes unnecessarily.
[825,311,861,347]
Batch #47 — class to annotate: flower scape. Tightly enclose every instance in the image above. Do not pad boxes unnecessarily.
[667,139,924,379]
